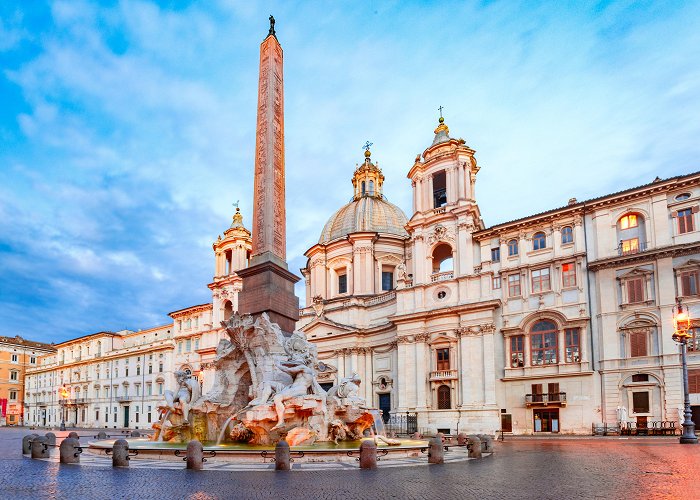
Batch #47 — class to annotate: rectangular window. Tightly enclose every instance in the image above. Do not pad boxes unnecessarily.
[381,271,393,291]
[10,371,18,381]
[531,383,543,403]
[148,365,153,375]
[492,276,501,289]
[626,278,645,303]
[178,342,183,354]
[136,366,141,376]
[689,329,700,352]
[508,240,518,256]
[194,338,200,351]
[531,331,558,365]
[547,383,560,402]
[95,410,100,421]
[159,363,163,372]
[678,208,695,234]
[491,248,500,262]
[621,238,639,255]
[30,356,36,364]
[11,353,18,363]
[565,328,580,363]
[9,390,17,400]
[620,214,638,230]
[632,392,650,413]
[338,274,348,294]
[562,263,576,288]
[508,274,521,297]
[125,368,129,377]
[689,369,700,394]
[681,271,699,296]
[186,339,192,352]
[510,336,524,367]
[436,348,450,371]
[147,384,152,396]
[632,374,649,383]
[629,330,648,357]
[158,383,163,395]
[531,268,551,293]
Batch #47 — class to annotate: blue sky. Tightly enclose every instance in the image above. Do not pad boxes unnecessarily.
[1,1,699,344]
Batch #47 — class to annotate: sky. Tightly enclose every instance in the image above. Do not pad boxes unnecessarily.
[1,1,699,344]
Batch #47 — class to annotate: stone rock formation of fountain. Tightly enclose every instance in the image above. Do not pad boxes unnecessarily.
[152,312,386,447]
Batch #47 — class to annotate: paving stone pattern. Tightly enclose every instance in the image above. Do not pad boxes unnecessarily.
[2,428,698,499]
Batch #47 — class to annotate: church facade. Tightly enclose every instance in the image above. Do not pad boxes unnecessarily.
[23,26,700,435]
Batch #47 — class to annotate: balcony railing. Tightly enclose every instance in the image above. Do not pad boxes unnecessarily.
[525,392,567,407]
[431,271,453,283]
[617,240,648,256]
[429,369,459,381]
[116,396,132,403]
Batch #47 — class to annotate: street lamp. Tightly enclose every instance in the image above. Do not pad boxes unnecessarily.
[672,299,698,444]
[59,384,69,431]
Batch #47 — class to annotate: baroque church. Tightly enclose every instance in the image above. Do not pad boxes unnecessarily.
[24,25,700,436]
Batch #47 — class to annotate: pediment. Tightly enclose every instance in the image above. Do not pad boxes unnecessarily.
[300,317,354,336]
[617,267,653,279]
[676,259,700,271]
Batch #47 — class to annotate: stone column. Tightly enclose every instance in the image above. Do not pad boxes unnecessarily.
[427,175,434,210]
[397,340,409,411]
[415,336,428,410]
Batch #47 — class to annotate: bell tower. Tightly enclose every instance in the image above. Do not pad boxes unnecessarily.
[209,207,252,326]
[405,115,484,285]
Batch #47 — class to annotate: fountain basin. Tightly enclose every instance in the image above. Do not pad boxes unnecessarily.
[87,437,430,463]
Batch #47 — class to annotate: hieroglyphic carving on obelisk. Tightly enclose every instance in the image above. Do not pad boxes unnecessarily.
[251,19,286,267]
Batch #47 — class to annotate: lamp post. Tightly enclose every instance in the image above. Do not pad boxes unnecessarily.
[672,299,698,444]
[59,384,68,431]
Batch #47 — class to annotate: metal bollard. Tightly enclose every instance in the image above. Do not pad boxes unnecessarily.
[428,435,444,464]
[457,432,468,446]
[59,437,81,464]
[68,431,80,441]
[31,436,50,459]
[477,434,494,453]
[22,434,39,455]
[96,431,108,440]
[130,430,141,438]
[186,440,204,470]
[467,436,482,458]
[112,439,130,467]
[274,439,291,471]
[359,440,378,469]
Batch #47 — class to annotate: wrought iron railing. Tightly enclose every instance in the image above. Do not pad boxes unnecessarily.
[525,392,567,405]
[385,412,418,436]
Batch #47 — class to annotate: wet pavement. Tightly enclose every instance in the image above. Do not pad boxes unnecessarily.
[2,427,698,499]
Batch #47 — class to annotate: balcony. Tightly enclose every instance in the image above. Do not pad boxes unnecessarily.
[431,271,453,283]
[429,369,458,381]
[617,240,648,256]
[525,392,567,407]
[116,396,132,403]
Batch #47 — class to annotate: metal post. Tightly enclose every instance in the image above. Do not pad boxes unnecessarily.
[680,341,698,444]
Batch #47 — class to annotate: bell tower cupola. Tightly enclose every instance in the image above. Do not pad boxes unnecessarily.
[351,145,385,200]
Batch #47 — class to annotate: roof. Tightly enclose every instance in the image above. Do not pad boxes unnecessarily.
[318,195,409,244]
[0,335,56,351]
[168,303,213,317]
[474,170,700,237]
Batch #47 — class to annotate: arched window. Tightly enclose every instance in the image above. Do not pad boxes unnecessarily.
[369,180,375,196]
[432,243,453,274]
[223,301,233,321]
[437,385,451,409]
[530,320,558,365]
[617,213,646,255]
[361,181,366,196]
[507,239,518,256]
[561,226,573,244]
[533,232,546,250]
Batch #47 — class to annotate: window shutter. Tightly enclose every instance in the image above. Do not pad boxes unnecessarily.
[689,370,700,394]
[532,384,542,394]
[548,382,559,396]
[630,331,647,357]
[682,273,692,296]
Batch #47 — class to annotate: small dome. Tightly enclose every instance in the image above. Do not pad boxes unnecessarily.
[319,196,409,243]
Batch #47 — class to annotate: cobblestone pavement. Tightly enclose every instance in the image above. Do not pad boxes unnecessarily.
[2,427,699,499]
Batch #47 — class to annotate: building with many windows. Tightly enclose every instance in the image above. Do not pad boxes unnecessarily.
[0,335,55,426]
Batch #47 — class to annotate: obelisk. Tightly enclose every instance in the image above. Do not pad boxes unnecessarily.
[237,16,300,333]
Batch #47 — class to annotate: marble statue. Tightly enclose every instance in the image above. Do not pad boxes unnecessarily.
[616,406,628,423]
[152,311,390,447]
[678,406,685,423]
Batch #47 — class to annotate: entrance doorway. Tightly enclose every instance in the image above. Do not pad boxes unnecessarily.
[41,409,47,426]
[378,393,391,423]
[123,406,130,428]
[533,409,559,432]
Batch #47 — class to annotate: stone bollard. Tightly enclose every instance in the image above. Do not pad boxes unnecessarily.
[130,430,140,438]
[467,436,482,459]
[186,440,204,470]
[22,434,39,455]
[436,432,445,443]
[68,431,80,441]
[477,434,494,453]
[59,437,81,464]
[45,432,57,446]
[274,439,291,471]
[31,436,50,459]
[457,433,468,446]
[359,440,378,469]
[96,431,108,440]
[411,431,423,440]
[112,439,130,467]
[428,435,444,464]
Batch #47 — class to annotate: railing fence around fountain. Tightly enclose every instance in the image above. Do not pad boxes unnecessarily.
[385,412,418,436]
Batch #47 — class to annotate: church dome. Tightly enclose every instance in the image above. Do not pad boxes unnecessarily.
[318,148,409,244]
